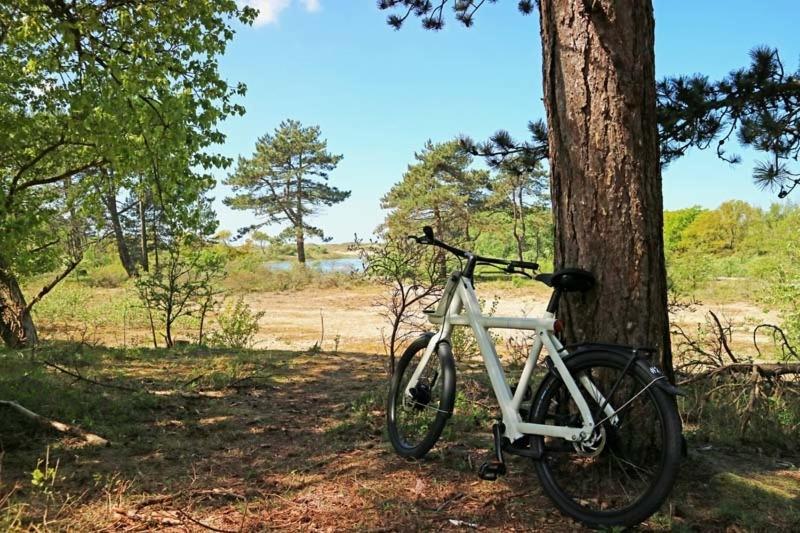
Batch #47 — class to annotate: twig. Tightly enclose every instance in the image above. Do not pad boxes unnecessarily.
[43,361,139,392]
[0,400,109,446]
[176,508,237,533]
[226,375,272,389]
[436,492,465,512]
[754,323,799,361]
[709,310,738,364]
[318,309,325,348]
[182,373,207,389]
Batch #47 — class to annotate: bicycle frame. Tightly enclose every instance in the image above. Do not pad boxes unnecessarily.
[406,273,619,443]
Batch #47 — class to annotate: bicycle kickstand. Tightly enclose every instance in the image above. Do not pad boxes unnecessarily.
[478,422,507,481]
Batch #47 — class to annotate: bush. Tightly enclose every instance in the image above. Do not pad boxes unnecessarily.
[83,262,129,288]
[208,296,265,349]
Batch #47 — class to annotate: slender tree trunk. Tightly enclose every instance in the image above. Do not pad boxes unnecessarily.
[512,186,525,262]
[434,207,447,278]
[0,262,38,348]
[539,0,673,380]
[152,216,160,269]
[139,192,149,272]
[103,189,137,277]
[295,174,306,263]
[295,227,306,263]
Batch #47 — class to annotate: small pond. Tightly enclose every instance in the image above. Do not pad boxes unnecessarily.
[265,257,364,273]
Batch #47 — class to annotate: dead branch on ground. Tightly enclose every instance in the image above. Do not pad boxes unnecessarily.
[0,400,109,446]
[673,312,800,437]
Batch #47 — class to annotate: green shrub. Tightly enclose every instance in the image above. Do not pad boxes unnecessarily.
[208,296,265,349]
[83,262,129,288]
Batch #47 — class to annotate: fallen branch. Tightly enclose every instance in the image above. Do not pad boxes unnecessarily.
[678,362,800,386]
[226,375,272,389]
[0,400,109,446]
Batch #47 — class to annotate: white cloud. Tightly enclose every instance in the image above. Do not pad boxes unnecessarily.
[241,0,321,26]
[301,0,321,12]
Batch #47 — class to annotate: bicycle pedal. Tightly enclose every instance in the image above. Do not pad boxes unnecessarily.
[478,460,506,481]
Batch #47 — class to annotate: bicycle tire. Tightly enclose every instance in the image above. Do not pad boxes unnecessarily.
[386,334,456,458]
[529,350,682,528]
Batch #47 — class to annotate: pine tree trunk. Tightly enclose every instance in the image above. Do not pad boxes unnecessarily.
[0,262,38,348]
[539,0,673,380]
[295,173,306,264]
[295,228,306,263]
[103,190,137,277]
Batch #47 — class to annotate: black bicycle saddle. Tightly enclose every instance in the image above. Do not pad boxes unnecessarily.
[535,268,595,293]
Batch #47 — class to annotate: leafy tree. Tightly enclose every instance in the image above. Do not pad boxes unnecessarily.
[224,120,350,263]
[0,0,255,347]
[136,238,227,349]
[485,164,549,262]
[663,206,704,255]
[250,230,272,254]
[381,140,489,276]
[681,200,759,253]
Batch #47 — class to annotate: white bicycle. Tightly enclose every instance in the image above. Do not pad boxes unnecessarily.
[386,227,683,528]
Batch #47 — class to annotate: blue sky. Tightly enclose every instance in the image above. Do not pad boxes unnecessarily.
[212,0,800,242]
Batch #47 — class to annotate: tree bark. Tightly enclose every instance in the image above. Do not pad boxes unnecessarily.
[0,262,38,348]
[295,227,306,263]
[139,192,149,272]
[295,174,306,263]
[103,189,137,277]
[539,0,673,380]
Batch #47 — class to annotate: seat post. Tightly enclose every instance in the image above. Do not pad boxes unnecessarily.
[546,288,562,315]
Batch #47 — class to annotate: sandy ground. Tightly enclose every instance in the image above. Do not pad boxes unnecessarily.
[244,284,782,355]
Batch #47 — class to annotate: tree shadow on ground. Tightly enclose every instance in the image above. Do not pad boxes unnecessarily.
[1,341,798,531]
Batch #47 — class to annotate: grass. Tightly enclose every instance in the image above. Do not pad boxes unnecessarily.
[1,341,799,531]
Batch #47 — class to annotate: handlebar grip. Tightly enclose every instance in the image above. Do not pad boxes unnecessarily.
[510,260,540,271]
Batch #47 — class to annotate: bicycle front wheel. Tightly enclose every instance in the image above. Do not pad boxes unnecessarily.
[529,350,682,528]
[386,335,456,458]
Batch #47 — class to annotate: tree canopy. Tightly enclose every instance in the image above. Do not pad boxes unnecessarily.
[0,0,255,347]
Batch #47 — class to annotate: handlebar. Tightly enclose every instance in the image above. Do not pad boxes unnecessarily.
[408,226,540,274]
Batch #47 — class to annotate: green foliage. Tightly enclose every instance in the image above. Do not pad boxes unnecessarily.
[664,206,704,254]
[208,296,265,350]
[659,47,800,197]
[381,140,489,246]
[224,120,350,261]
[135,243,227,347]
[0,0,254,345]
[450,296,499,360]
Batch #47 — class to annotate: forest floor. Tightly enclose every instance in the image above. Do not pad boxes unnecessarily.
[1,282,798,531]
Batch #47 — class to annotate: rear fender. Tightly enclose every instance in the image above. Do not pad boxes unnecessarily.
[565,343,685,397]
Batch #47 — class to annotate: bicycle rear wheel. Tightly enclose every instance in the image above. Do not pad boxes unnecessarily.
[386,335,456,458]
[529,351,682,528]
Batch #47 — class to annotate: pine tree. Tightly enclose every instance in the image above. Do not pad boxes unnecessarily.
[381,140,489,276]
[224,120,350,263]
